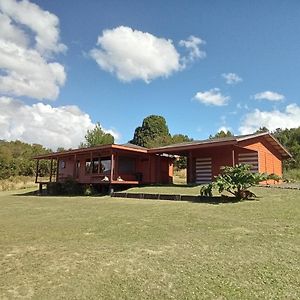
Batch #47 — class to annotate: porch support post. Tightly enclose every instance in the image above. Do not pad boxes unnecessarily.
[35,159,39,183]
[56,158,59,182]
[110,152,115,182]
[187,152,193,184]
[49,159,53,182]
[98,155,101,174]
[232,148,235,167]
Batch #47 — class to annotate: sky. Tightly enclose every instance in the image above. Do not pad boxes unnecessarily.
[0,0,300,150]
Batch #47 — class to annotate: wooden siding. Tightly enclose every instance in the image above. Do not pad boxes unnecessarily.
[238,137,283,184]
[195,157,212,184]
[237,152,259,172]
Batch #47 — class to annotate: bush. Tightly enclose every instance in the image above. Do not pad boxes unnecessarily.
[61,177,83,195]
[283,168,300,182]
[200,164,280,200]
[83,184,96,196]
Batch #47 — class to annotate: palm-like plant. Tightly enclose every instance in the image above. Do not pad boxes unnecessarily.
[200,164,280,200]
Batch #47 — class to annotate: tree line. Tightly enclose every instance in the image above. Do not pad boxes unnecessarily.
[0,116,300,179]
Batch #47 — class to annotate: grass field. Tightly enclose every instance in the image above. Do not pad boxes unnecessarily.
[0,187,299,299]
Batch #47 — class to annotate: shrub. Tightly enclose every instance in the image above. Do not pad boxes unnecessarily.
[200,164,280,200]
[83,184,96,196]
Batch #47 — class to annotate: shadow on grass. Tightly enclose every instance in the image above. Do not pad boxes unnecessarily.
[14,187,260,205]
[112,192,259,205]
[190,195,259,205]
[13,189,108,198]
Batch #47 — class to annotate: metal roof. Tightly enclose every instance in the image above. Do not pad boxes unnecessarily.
[149,132,292,158]
[34,132,291,160]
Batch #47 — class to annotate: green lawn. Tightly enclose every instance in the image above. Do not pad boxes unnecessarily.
[0,187,299,299]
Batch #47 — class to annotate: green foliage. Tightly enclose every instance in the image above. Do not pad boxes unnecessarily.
[0,140,51,179]
[255,126,269,133]
[172,134,193,170]
[130,115,171,148]
[83,184,96,196]
[273,127,300,170]
[283,168,300,182]
[81,122,114,148]
[200,164,280,200]
[130,116,193,154]
[209,130,233,139]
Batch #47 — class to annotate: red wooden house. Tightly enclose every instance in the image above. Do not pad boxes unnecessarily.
[34,132,291,191]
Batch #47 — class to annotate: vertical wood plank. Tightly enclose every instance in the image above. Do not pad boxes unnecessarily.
[35,159,39,183]
[110,152,115,182]
[50,159,53,182]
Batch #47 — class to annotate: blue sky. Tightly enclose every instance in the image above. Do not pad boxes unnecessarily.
[0,0,300,149]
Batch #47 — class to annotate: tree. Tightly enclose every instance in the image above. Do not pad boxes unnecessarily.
[80,123,114,148]
[200,164,279,200]
[255,127,269,133]
[171,134,193,170]
[130,115,171,148]
[0,140,51,179]
[209,130,233,139]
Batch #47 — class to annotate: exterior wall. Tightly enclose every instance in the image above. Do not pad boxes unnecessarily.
[238,137,283,184]
[239,138,282,176]
[56,150,173,185]
[57,156,75,179]
[189,146,234,183]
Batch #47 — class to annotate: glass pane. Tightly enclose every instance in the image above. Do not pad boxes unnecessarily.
[100,158,111,174]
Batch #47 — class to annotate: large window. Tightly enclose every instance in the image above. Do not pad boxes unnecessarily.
[85,157,111,174]
[100,158,111,174]
[118,156,136,173]
[85,160,91,173]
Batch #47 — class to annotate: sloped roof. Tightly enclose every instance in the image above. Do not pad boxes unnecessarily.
[121,143,148,150]
[149,132,291,158]
[34,132,291,160]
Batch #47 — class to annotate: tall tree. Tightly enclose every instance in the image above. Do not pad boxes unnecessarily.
[255,126,269,133]
[130,115,171,148]
[209,130,233,139]
[80,123,114,148]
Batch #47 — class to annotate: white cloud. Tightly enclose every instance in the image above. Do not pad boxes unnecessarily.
[179,35,206,65]
[222,73,242,85]
[0,0,67,55]
[194,88,229,106]
[239,104,300,134]
[0,0,66,100]
[0,97,119,150]
[90,26,205,83]
[254,91,285,101]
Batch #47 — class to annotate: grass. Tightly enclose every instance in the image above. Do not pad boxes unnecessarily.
[0,187,299,299]
[284,168,300,181]
[173,169,187,185]
[0,176,37,191]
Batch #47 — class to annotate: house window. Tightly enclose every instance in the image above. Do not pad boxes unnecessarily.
[92,158,99,173]
[59,160,66,169]
[85,160,91,173]
[100,158,111,174]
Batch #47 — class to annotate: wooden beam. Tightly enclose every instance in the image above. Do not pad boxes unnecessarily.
[110,152,115,182]
[49,159,53,182]
[232,148,235,167]
[35,159,39,183]
[56,159,59,182]
[187,152,193,184]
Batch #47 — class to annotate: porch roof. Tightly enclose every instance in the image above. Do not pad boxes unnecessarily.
[33,143,148,160]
